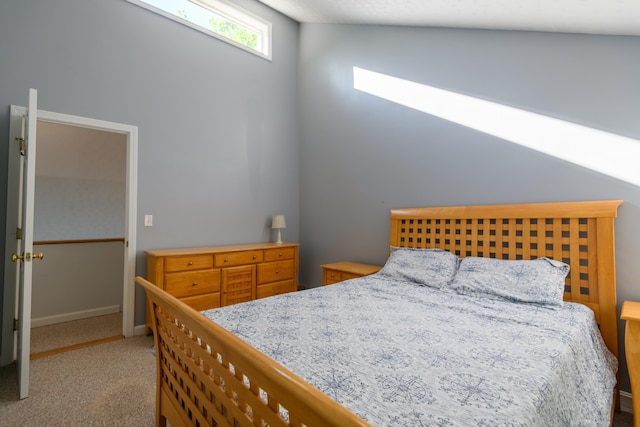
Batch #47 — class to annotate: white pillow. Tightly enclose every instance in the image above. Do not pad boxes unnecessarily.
[448,257,569,308]
[377,247,459,288]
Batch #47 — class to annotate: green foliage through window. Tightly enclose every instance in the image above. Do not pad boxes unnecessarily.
[128,0,271,60]
[209,17,258,49]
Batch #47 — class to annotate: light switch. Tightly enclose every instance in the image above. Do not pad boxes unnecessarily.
[144,215,153,227]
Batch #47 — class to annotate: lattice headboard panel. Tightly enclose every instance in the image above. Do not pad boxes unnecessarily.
[389,200,622,357]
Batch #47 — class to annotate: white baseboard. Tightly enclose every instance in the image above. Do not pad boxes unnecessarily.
[31,305,120,328]
[621,390,633,413]
[133,324,148,336]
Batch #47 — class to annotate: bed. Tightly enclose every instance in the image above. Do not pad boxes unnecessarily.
[138,200,622,426]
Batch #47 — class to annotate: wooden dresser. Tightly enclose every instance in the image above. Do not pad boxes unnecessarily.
[145,243,299,331]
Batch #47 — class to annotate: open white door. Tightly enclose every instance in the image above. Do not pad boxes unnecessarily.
[13,88,41,399]
[1,110,25,366]
[2,91,139,394]
[2,103,139,372]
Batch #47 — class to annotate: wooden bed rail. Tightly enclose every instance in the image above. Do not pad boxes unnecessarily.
[137,276,371,427]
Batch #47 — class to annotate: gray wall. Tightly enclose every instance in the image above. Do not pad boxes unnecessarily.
[34,121,127,241]
[32,242,124,322]
[0,0,299,332]
[298,24,640,392]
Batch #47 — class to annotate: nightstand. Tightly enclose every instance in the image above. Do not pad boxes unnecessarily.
[621,300,640,423]
[320,261,381,286]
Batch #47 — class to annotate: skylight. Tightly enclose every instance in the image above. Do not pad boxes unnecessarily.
[128,0,272,60]
[353,67,640,187]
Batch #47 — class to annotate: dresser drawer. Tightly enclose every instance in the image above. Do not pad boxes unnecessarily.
[323,269,344,285]
[221,265,256,306]
[165,254,213,273]
[257,280,295,299]
[321,262,381,286]
[323,269,360,285]
[264,247,295,262]
[180,293,221,311]
[215,250,263,267]
[165,269,220,298]
[257,260,294,284]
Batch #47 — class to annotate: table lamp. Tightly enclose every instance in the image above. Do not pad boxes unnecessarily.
[271,214,286,244]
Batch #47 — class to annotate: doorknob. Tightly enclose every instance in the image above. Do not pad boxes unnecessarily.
[11,252,44,262]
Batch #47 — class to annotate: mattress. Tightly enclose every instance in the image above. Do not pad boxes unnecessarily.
[202,274,617,426]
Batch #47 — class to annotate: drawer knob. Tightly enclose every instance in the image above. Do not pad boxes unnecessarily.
[192,282,198,286]
[330,273,335,278]
[253,255,257,259]
[188,261,193,266]
[224,258,229,262]
[279,253,283,257]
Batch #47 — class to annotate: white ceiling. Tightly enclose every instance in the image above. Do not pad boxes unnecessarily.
[257,0,640,36]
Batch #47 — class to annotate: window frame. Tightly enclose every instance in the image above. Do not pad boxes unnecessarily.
[127,0,272,61]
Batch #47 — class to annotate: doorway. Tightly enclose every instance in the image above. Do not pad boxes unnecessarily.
[1,106,138,366]
[31,121,126,355]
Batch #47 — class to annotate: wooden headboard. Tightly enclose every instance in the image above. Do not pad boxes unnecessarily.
[389,200,623,358]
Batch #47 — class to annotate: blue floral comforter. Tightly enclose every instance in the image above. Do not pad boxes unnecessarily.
[202,275,617,426]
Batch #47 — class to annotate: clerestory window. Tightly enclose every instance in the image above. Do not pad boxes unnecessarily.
[128,0,272,60]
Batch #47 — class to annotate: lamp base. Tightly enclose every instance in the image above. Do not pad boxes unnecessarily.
[275,229,283,244]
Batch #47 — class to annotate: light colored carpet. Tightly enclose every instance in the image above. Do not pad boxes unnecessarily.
[30,313,122,354]
[0,335,155,426]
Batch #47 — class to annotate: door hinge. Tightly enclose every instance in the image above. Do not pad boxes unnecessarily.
[16,227,22,240]
[13,318,18,331]
[16,137,25,156]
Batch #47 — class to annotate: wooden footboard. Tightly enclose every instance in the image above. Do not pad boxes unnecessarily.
[137,276,370,427]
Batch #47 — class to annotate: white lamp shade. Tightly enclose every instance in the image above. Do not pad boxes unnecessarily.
[271,215,286,229]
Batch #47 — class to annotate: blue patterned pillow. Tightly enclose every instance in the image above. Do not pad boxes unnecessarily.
[448,257,569,308]
[377,248,459,288]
